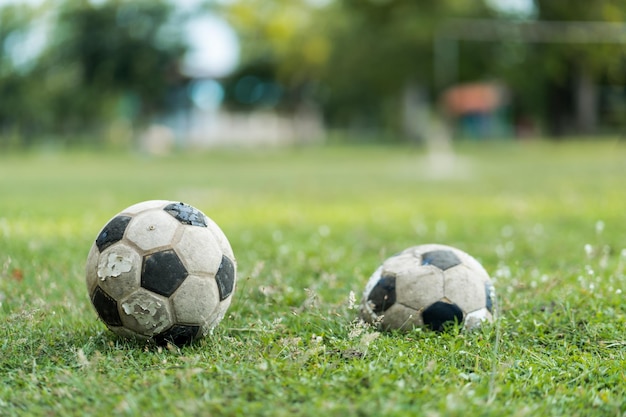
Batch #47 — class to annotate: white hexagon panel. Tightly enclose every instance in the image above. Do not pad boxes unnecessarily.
[125,209,182,252]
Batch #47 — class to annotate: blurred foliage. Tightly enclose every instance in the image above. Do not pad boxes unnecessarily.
[502,0,626,135]
[224,0,625,136]
[315,0,492,131]
[0,0,185,146]
[0,0,625,146]
[223,0,494,132]
[47,0,185,129]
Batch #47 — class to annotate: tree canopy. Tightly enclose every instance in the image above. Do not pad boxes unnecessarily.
[0,0,624,146]
[224,0,625,137]
[1,0,185,144]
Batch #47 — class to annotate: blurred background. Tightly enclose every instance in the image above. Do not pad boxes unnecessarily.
[1,0,625,151]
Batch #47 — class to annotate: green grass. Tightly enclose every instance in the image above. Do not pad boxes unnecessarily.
[1,140,625,416]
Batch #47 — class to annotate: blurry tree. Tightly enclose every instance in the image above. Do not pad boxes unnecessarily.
[0,0,186,146]
[49,0,185,132]
[489,0,626,136]
[221,0,332,111]
[224,0,625,139]
[0,3,49,144]
[223,0,492,139]
[532,0,625,135]
[317,0,494,136]
[2,0,624,146]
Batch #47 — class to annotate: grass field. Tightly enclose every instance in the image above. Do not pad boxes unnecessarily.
[1,139,625,416]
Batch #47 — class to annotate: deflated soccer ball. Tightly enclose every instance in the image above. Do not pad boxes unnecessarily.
[360,244,495,332]
[85,200,236,345]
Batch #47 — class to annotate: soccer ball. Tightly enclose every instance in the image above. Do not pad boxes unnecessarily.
[85,200,236,345]
[360,244,495,332]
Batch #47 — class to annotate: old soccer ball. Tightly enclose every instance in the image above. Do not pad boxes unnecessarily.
[360,244,495,331]
[85,200,236,345]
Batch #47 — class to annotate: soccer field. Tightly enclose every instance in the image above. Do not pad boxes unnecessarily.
[1,140,625,416]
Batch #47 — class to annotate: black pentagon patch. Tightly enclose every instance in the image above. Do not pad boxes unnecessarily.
[215,255,235,301]
[91,286,122,327]
[141,250,188,297]
[164,202,207,227]
[421,250,461,271]
[368,275,396,314]
[96,215,131,252]
[154,325,200,346]
[485,282,495,313]
[422,301,464,331]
